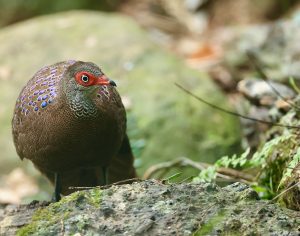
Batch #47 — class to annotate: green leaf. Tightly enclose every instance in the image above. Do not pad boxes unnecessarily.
[289,76,300,94]
[215,148,251,168]
[193,166,217,183]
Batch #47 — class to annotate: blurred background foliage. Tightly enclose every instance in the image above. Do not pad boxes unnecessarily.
[0,0,121,27]
[0,0,298,28]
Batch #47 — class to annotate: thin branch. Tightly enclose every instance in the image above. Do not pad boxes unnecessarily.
[175,83,300,129]
[69,178,142,190]
[272,181,300,201]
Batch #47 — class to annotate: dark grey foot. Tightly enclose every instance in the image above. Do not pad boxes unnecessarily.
[52,172,61,202]
[102,167,108,186]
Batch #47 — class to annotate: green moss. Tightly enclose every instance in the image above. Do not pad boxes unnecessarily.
[17,189,102,235]
[17,199,73,235]
[17,204,70,236]
[86,188,102,207]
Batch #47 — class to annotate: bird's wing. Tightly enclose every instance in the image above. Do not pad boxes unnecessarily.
[108,134,137,183]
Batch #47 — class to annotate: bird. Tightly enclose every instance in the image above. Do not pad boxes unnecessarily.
[12,60,136,201]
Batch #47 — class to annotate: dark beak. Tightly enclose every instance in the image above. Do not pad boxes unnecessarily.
[109,80,117,87]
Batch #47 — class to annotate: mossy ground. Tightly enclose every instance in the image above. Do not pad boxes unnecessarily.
[4,181,297,235]
[17,189,102,236]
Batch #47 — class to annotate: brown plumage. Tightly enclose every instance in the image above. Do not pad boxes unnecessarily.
[12,60,136,200]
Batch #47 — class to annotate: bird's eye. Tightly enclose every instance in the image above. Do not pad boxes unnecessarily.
[81,74,89,83]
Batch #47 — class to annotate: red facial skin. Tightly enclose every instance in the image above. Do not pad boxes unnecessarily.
[75,71,111,87]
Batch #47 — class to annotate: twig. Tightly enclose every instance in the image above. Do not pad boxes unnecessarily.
[68,178,142,190]
[272,181,300,202]
[175,83,300,129]
[217,166,254,182]
[143,157,255,184]
[143,157,206,180]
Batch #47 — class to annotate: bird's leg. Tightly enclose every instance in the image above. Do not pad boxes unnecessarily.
[102,167,108,186]
[52,172,61,202]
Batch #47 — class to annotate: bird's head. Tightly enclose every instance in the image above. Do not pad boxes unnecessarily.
[62,61,117,117]
[64,61,116,95]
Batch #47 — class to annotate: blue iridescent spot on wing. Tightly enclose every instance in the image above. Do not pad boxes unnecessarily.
[42,95,48,100]
[41,101,47,108]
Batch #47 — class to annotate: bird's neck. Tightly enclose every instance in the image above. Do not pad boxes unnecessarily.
[65,88,98,119]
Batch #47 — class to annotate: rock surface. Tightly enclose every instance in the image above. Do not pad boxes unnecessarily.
[0,10,241,181]
[224,16,300,82]
[237,79,295,106]
[1,180,300,235]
